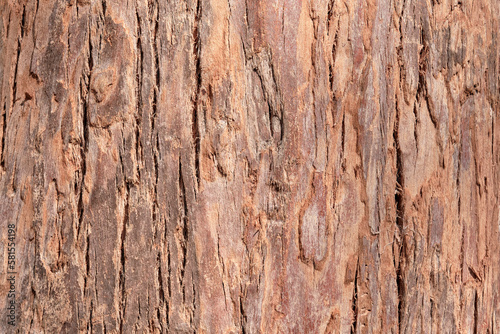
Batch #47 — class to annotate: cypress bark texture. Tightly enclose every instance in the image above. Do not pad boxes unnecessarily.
[1,0,499,332]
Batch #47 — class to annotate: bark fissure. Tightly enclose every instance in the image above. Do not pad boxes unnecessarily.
[135,8,143,181]
[11,39,21,108]
[179,157,189,284]
[474,289,479,334]
[119,182,129,333]
[152,1,160,221]
[327,0,335,32]
[192,0,202,187]
[239,293,247,334]
[20,5,26,39]
[350,259,359,334]
[340,111,346,171]
[81,21,93,316]
[1,101,7,170]
[156,252,167,331]
[394,97,405,332]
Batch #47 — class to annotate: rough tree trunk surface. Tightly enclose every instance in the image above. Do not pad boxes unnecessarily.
[1,0,499,332]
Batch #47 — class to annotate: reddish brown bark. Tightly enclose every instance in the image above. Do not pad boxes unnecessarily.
[1,0,499,332]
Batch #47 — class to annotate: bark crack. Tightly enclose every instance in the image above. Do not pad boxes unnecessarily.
[350,258,359,334]
[119,182,129,333]
[81,22,93,322]
[178,157,189,289]
[394,98,405,332]
[152,0,160,222]
[473,289,479,334]
[1,101,7,171]
[192,0,202,187]
[135,7,143,181]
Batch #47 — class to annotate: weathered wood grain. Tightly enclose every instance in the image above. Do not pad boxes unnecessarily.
[0,0,499,332]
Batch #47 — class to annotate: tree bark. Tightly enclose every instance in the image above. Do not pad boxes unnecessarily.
[1,0,499,332]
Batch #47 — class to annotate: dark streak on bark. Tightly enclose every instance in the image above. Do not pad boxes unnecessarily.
[350,258,358,334]
[340,112,346,172]
[1,101,7,170]
[239,287,247,334]
[151,5,163,328]
[329,22,339,93]
[88,300,93,332]
[78,77,89,237]
[491,116,494,169]
[20,5,26,38]
[327,0,335,32]
[81,20,92,308]
[412,103,419,155]
[167,240,172,304]
[102,0,107,17]
[179,157,189,285]
[394,100,404,232]
[135,8,143,181]
[119,182,129,333]
[474,289,479,334]
[12,35,21,107]
[311,18,320,164]
[191,280,197,332]
[152,0,160,221]
[394,97,405,332]
[192,0,202,187]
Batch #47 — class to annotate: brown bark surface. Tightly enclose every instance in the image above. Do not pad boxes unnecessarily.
[1,0,499,332]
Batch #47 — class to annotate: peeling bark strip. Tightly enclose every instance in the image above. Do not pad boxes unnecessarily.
[0,0,500,332]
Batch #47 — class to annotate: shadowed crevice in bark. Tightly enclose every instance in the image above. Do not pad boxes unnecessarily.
[394,96,406,332]
[179,158,189,282]
[350,259,359,334]
[118,180,130,333]
[192,0,202,188]
[1,100,7,170]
